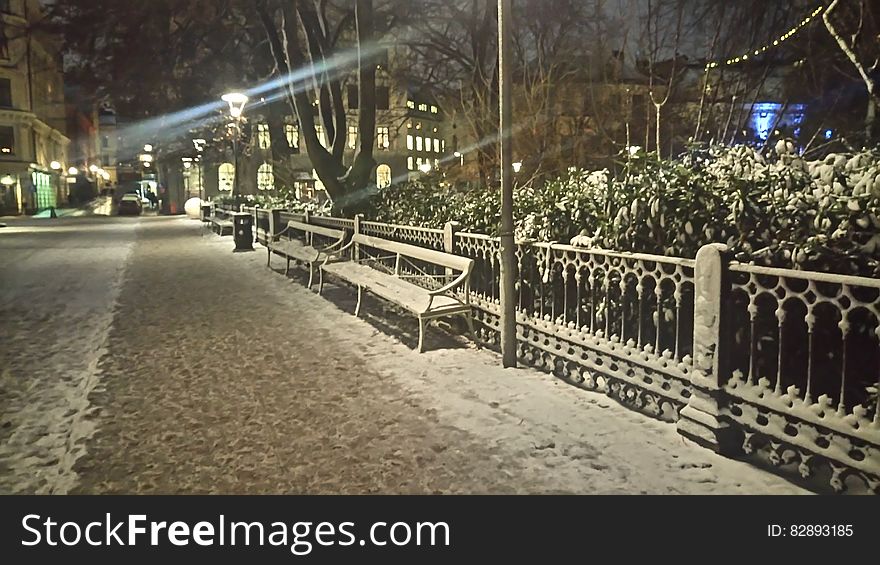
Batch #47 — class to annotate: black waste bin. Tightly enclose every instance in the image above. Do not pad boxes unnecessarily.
[231,212,255,252]
[200,204,212,223]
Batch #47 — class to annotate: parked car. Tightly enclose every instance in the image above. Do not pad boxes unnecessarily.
[118,193,143,215]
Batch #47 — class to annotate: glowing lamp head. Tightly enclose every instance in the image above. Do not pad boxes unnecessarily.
[143,144,153,153]
[453,151,462,158]
[68,167,78,175]
[0,175,15,186]
[222,92,249,118]
[50,161,61,170]
[89,165,99,173]
[512,161,523,173]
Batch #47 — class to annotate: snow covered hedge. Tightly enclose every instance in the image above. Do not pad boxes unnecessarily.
[369,144,880,276]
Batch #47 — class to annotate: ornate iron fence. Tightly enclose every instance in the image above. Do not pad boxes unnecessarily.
[722,261,880,492]
[243,213,880,491]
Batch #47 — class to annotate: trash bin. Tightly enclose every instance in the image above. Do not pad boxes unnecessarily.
[200,204,212,223]
[231,212,254,253]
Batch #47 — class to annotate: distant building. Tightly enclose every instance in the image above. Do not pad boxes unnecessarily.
[0,0,70,215]
[190,46,453,202]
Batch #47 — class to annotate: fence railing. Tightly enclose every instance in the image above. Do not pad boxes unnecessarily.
[246,211,879,493]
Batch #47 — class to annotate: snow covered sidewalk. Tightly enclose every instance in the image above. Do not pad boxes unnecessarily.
[58,217,807,494]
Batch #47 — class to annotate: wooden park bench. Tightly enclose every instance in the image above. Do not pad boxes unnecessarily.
[210,207,234,236]
[267,220,347,289]
[320,234,477,352]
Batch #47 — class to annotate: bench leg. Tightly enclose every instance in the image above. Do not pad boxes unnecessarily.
[318,268,325,294]
[285,257,290,276]
[267,247,272,268]
[465,312,480,348]
[307,263,314,289]
[418,317,426,353]
[355,285,363,317]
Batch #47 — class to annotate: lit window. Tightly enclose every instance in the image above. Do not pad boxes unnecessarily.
[377,126,390,150]
[285,123,299,149]
[441,139,445,152]
[257,163,274,190]
[434,158,439,169]
[433,138,440,153]
[406,134,413,150]
[418,103,428,112]
[376,164,392,188]
[430,105,438,114]
[416,136,422,151]
[348,125,358,149]
[257,123,271,149]
[0,125,14,154]
[406,100,415,109]
[218,163,235,191]
[407,156,414,170]
[315,125,326,147]
[407,121,413,128]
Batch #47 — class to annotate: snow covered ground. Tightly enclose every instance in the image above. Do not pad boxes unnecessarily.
[1,216,809,494]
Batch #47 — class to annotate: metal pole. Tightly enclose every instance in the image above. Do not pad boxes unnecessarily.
[498,0,517,368]
[232,121,240,198]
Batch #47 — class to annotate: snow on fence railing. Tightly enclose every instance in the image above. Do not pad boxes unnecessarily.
[240,213,879,491]
[721,260,880,492]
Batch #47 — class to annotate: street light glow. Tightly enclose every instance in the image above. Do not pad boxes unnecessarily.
[222,92,249,118]
[0,175,14,186]
[144,144,153,152]
[50,161,61,170]
[512,161,522,173]
[68,167,78,175]
[89,165,99,173]
[419,163,432,173]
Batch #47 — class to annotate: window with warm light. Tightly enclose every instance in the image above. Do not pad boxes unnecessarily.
[285,122,299,150]
[257,163,274,190]
[406,100,415,109]
[406,134,413,151]
[433,138,440,153]
[416,136,422,151]
[376,164,391,188]
[418,103,428,112]
[407,156,414,171]
[0,126,13,154]
[430,105,438,114]
[257,123,271,149]
[377,126,390,150]
[218,163,235,191]
[348,125,358,150]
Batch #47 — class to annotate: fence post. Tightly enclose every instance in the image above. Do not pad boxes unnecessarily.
[269,208,282,239]
[443,221,460,281]
[677,243,740,455]
[303,209,310,225]
[353,214,363,262]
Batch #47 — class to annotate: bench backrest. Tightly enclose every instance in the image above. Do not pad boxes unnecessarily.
[288,220,345,241]
[352,233,473,274]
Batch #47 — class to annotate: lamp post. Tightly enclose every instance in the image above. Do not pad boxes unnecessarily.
[498,0,517,367]
[193,138,206,204]
[221,92,248,198]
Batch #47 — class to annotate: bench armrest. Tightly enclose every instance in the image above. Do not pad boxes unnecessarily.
[428,271,470,297]
[321,239,355,265]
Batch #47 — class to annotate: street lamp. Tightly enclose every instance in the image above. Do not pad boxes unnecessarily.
[512,161,522,173]
[453,150,463,166]
[221,92,249,197]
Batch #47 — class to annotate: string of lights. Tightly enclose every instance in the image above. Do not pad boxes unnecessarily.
[704,4,825,70]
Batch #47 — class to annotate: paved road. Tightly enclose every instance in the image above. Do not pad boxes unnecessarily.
[0,216,809,494]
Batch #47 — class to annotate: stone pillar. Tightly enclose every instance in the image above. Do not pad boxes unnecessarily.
[677,243,740,454]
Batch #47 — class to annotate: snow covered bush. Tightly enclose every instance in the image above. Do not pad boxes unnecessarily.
[367,144,880,276]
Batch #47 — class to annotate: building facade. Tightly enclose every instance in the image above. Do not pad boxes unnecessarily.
[0,0,70,215]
